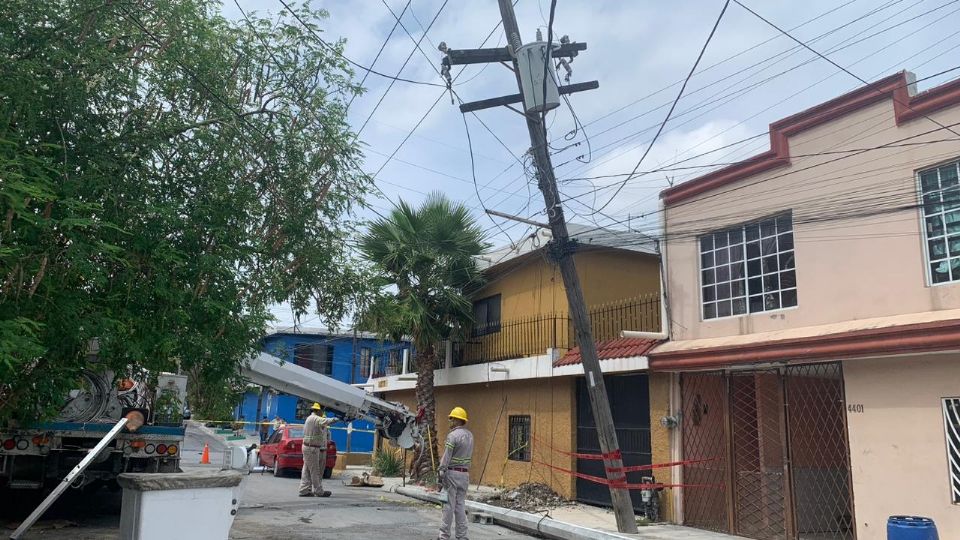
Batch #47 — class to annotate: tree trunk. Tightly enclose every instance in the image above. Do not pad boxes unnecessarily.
[410,343,438,483]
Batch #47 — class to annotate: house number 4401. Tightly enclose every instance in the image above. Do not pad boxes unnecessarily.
[847,404,864,413]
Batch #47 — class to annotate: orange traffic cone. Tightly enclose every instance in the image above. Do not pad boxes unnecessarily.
[200,443,210,464]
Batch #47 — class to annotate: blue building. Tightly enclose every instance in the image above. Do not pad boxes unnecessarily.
[235,328,410,454]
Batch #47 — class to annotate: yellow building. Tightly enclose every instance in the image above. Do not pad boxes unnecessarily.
[370,225,674,520]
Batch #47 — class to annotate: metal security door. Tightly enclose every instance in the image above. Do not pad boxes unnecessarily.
[784,363,855,540]
[575,373,652,510]
[680,372,729,532]
[730,371,788,538]
[680,364,855,540]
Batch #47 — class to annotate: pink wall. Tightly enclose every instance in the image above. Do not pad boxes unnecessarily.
[664,98,960,341]
[843,354,960,537]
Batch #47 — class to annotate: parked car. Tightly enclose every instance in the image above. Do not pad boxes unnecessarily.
[258,424,337,478]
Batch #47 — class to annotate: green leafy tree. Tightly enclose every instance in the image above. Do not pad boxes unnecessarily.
[0,0,369,423]
[359,194,486,481]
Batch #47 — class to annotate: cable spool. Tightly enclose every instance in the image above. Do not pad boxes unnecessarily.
[56,370,113,422]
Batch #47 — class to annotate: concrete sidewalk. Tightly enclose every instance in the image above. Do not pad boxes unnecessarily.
[388,483,744,540]
[188,420,260,448]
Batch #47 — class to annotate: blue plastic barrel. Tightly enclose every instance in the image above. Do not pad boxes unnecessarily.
[887,516,939,540]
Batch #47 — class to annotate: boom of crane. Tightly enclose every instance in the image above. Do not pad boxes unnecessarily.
[241,352,420,449]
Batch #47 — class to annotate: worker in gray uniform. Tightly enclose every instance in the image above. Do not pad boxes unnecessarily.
[299,402,335,497]
[438,406,474,540]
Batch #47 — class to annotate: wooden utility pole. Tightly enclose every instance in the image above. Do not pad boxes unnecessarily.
[443,2,638,532]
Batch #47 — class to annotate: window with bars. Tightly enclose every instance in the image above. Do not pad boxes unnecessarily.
[942,397,960,504]
[359,347,372,379]
[920,160,960,284]
[699,212,797,320]
[294,343,334,376]
[508,415,531,462]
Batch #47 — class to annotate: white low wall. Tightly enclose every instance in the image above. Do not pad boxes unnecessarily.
[368,352,649,392]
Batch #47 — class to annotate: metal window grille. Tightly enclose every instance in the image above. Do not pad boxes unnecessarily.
[294,343,333,375]
[699,212,797,320]
[943,397,960,504]
[508,415,531,462]
[919,160,960,284]
[359,347,372,378]
[387,350,401,375]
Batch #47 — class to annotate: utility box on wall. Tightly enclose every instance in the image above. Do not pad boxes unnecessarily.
[516,41,560,114]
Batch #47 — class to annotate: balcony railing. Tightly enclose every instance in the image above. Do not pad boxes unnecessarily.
[367,295,661,376]
[453,294,661,367]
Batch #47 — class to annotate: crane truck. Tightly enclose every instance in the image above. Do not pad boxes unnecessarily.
[240,351,420,449]
[0,368,187,491]
[0,349,419,495]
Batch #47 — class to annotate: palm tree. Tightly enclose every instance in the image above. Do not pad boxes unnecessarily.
[358,193,486,481]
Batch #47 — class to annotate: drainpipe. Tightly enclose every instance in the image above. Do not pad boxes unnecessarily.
[618,199,681,523]
[622,201,671,341]
[401,348,410,375]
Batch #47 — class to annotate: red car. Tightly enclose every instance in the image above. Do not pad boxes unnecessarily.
[259,424,337,478]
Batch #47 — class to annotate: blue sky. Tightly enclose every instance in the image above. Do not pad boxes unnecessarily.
[218,0,960,327]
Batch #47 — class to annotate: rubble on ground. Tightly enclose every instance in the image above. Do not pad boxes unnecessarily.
[488,482,573,512]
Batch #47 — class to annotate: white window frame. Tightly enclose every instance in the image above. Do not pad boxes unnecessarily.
[943,397,960,505]
[918,159,960,286]
[698,212,798,321]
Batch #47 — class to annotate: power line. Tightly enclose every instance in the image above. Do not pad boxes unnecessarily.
[592,0,731,214]
[557,0,957,184]
[571,0,865,134]
[563,64,960,209]
[346,0,413,110]
[571,119,960,239]
[732,0,960,139]
[462,113,517,245]
[354,0,450,139]
[275,0,446,87]
[487,0,915,216]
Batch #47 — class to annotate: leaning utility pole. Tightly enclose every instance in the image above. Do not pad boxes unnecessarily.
[442,2,638,533]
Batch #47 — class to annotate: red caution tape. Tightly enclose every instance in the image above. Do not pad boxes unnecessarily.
[534,460,723,490]
[605,457,722,474]
[530,434,622,461]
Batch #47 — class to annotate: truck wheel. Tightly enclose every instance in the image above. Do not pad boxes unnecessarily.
[323,467,332,479]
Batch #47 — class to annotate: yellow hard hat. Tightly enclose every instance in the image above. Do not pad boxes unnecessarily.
[311,402,322,411]
[448,406,468,422]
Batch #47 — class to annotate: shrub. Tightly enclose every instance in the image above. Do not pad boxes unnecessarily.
[372,449,404,477]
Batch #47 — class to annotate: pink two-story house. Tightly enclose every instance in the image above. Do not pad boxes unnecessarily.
[650,71,960,540]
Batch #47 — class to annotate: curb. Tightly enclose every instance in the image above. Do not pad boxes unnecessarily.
[394,486,636,540]
[188,421,258,448]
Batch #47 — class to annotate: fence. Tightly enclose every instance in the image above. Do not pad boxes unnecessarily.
[367,295,661,374]
[453,294,661,367]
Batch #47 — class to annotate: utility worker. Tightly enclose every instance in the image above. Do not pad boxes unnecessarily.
[300,402,335,497]
[438,406,473,540]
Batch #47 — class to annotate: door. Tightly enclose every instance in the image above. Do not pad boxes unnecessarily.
[575,373,651,510]
[261,430,282,466]
[680,364,854,540]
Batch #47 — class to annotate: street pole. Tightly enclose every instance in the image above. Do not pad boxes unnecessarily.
[492,1,638,532]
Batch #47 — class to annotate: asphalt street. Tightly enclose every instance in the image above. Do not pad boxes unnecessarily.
[2,424,535,539]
